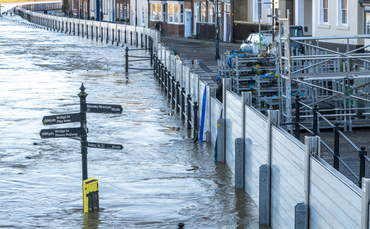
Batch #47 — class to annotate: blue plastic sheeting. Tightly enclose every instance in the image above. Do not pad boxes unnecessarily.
[199,84,208,143]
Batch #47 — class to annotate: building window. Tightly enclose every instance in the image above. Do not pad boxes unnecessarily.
[366,13,370,34]
[201,2,206,22]
[321,0,328,23]
[208,4,213,23]
[339,0,347,25]
[168,3,183,24]
[151,3,162,21]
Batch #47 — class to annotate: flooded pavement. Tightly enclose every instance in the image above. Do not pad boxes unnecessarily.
[0,15,261,228]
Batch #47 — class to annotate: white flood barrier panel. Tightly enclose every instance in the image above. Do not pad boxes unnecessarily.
[211,97,222,146]
[270,126,305,228]
[225,90,242,173]
[310,157,361,229]
[244,105,268,205]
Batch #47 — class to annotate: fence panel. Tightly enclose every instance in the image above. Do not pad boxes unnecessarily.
[225,90,242,173]
[270,126,305,229]
[211,97,222,146]
[244,105,268,205]
[310,157,361,229]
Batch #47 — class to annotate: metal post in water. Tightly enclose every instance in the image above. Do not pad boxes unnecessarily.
[78,83,88,181]
[187,94,192,129]
[124,30,127,44]
[125,47,129,73]
[334,122,340,170]
[136,32,138,47]
[150,37,153,66]
[313,105,318,136]
[86,25,88,39]
[106,27,109,43]
[181,87,185,119]
[141,33,143,48]
[359,146,367,187]
[168,73,172,100]
[91,25,93,39]
[176,82,180,112]
[101,27,103,42]
[112,29,115,45]
[193,102,199,139]
[117,29,120,46]
[145,35,147,51]
[171,77,175,105]
[295,95,300,140]
[130,31,133,45]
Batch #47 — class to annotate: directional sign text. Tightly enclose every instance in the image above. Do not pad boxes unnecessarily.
[40,128,81,139]
[86,103,123,114]
[42,113,81,125]
[87,142,123,150]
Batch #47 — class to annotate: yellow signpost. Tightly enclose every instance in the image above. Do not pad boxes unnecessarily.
[83,177,99,214]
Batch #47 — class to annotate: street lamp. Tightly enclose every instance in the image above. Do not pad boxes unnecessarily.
[215,0,220,60]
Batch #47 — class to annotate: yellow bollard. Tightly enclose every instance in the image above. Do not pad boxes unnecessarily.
[83,177,99,214]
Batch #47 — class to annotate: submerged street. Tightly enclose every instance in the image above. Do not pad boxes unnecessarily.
[0,14,260,228]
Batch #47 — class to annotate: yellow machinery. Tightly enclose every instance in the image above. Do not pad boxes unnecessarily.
[83,177,99,213]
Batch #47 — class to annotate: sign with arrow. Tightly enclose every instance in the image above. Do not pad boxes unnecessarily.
[40,127,81,139]
[86,103,122,114]
[87,142,123,150]
[42,113,81,125]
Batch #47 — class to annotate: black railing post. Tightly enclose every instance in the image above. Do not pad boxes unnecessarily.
[145,35,148,51]
[77,23,80,36]
[141,33,143,48]
[171,77,176,105]
[176,82,180,112]
[193,102,199,139]
[136,32,138,47]
[168,74,172,100]
[112,28,114,44]
[359,146,367,187]
[130,31,133,45]
[86,25,88,38]
[313,104,318,136]
[101,27,103,42]
[181,87,185,120]
[125,47,129,73]
[162,67,166,87]
[124,30,127,44]
[334,122,340,170]
[117,29,120,46]
[164,69,168,94]
[150,38,153,66]
[152,55,156,76]
[187,94,192,129]
[91,25,93,39]
[295,95,300,140]
[106,27,109,43]
[82,25,84,38]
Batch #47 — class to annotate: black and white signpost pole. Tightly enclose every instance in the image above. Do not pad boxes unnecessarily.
[78,83,88,181]
[40,83,123,213]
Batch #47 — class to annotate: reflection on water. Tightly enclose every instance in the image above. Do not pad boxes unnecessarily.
[0,15,261,228]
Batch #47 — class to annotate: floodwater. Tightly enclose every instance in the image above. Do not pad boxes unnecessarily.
[0,14,260,228]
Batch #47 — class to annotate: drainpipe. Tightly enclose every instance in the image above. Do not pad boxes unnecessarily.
[231,0,234,43]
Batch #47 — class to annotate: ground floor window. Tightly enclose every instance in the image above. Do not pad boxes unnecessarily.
[168,3,183,24]
[151,3,162,21]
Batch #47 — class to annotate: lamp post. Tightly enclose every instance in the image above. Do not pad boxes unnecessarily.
[215,0,219,60]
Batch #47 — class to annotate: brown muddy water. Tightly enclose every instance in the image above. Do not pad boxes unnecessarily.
[0,15,262,228]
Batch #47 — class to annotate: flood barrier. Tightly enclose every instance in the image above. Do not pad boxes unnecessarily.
[10,4,370,228]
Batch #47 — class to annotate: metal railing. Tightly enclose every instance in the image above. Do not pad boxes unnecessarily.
[153,55,199,140]
[283,95,369,187]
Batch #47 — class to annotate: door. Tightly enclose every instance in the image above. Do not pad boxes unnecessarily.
[185,11,192,37]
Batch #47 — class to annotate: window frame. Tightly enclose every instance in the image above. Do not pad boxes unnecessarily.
[150,3,163,21]
[167,2,184,24]
[338,0,348,25]
[320,0,329,24]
